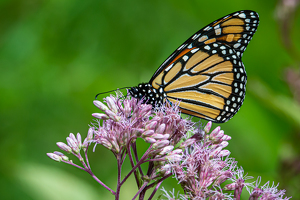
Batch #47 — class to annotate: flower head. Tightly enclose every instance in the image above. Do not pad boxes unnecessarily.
[91,92,194,175]
[47,92,292,200]
[169,123,236,199]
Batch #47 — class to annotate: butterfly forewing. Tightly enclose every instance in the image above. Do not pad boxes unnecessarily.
[130,10,259,123]
[150,10,258,83]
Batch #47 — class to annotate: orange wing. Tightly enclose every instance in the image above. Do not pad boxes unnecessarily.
[129,10,259,123]
[150,11,258,122]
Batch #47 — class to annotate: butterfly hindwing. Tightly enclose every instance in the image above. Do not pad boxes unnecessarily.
[162,42,246,122]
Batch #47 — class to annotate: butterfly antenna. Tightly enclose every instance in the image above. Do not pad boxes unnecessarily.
[95,86,130,99]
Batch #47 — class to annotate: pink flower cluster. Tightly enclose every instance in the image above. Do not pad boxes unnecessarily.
[47,92,291,200]
[162,123,291,200]
[92,92,194,176]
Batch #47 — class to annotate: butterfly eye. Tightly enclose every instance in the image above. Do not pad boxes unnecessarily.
[131,10,259,123]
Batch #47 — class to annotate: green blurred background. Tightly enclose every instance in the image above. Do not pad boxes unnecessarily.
[1,0,299,199]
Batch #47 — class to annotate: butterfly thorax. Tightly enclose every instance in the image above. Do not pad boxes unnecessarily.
[129,83,166,106]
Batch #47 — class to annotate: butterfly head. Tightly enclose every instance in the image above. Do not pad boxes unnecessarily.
[129,83,166,106]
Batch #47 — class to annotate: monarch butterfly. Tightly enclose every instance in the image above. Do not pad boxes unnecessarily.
[128,10,259,123]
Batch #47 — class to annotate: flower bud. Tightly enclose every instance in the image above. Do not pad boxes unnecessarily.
[56,142,72,153]
[132,128,144,137]
[93,100,109,111]
[105,110,121,122]
[156,124,165,135]
[87,127,94,141]
[152,133,169,140]
[47,153,62,162]
[172,149,183,154]
[153,140,170,149]
[121,132,129,145]
[210,126,220,138]
[110,139,120,153]
[77,133,82,149]
[106,97,118,113]
[180,138,196,148]
[221,135,231,141]
[144,110,152,118]
[151,116,161,122]
[204,121,212,133]
[142,130,154,137]
[139,105,152,118]
[82,138,89,148]
[66,136,80,154]
[144,137,156,144]
[165,154,182,162]
[92,113,109,120]
[219,150,230,157]
[210,147,222,158]
[69,133,77,142]
[160,164,172,175]
[53,151,65,156]
[99,138,112,150]
[54,151,69,161]
[219,141,229,148]
[145,121,157,130]
[223,183,237,191]
[159,145,174,155]
[215,130,224,141]
[123,99,132,117]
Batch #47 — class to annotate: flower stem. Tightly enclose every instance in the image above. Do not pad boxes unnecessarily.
[148,181,162,200]
[85,168,116,195]
[115,153,122,200]
[132,181,148,200]
[121,144,153,185]
[132,143,144,176]
[128,142,141,188]
[84,144,91,169]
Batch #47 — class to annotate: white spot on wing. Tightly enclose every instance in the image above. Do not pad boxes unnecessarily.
[233,43,241,48]
[178,44,185,50]
[214,24,220,29]
[238,13,246,18]
[191,48,199,53]
[204,26,211,31]
[182,55,189,61]
[198,35,208,42]
[192,34,199,40]
[204,45,210,50]
[215,28,221,35]
[165,63,174,72]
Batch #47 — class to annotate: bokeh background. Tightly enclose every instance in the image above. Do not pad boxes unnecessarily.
[1,0,300,199]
